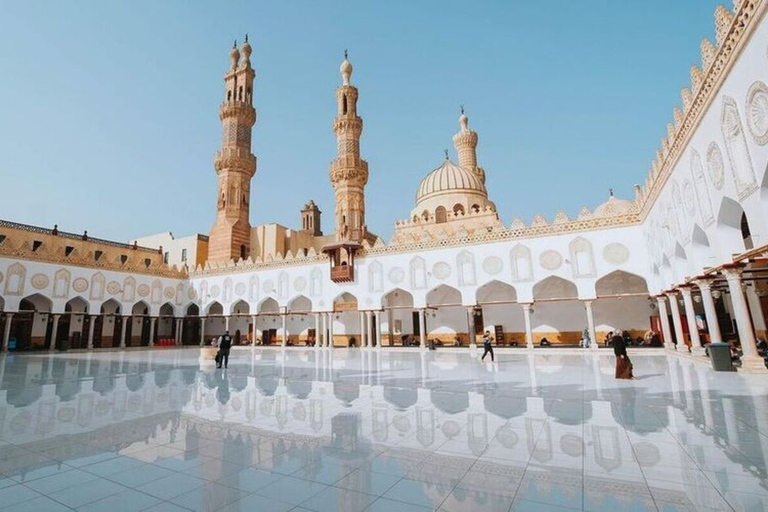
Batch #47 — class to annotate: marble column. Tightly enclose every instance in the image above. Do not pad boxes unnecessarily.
[200,318,206,347]
[328,313,334,349]
[2,313,13,351]
[522,304,533,349]
[177,318,183,346]
[321,313,327,348]
[693,279,721,344]
[656,296,675,350]
[680,286,704,355]
[584,300,597,351]
[314,313,320,349]
[466,307,476,348]
[87,315,96,350]
[374,311,382,350]
[387,309,394,347]
[365,311,378,348]
[120,315,128,348]
[666,291,685,351]
[149,317,156,347]
[281,313,287,347]
[49,314,60,352]
[722,266,762,369]
[225,316,230,332]
[418,309,426,349]
[359,311,366,348]
[252,314,258,346]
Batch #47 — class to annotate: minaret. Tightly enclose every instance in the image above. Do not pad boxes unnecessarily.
[330,51,369,242]
[453,106,485,184]
[209,36,257,262]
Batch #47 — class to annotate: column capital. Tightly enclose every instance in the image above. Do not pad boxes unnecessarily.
[678,286,693,298]
[655,295,668,303]
[721,264,745,281]
[583,300,593,308]
[664,290,679,298]
[521,303,533,312]
[692,278,715,291]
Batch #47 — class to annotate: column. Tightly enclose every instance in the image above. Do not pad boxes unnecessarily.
[225,316,230,332]
[418,309,426,349]
[522,303,533,349]
[666,291,685,351]
[149,317,156,347]
[49,314,60,352]
[281,313,287,347]
[251,314,257,346]
[328,312,334,349]
[321,313,327,348]
[466,307,476,348]
[200,318,206,347]
[746,285,767,338]
[584,300,597,351]
[359,311,366,348]
[693,280,721,344]
[366,311,374,349]
[722,266,762,369]
[374,311,382,350]
[2,313,13,351]
[387,309,394,347]
[314,313,320,349]
[679,286,704,355]
[176,318,183,346]
[656,296,675,350]
[120,315,129,348]
[87,315,96,350]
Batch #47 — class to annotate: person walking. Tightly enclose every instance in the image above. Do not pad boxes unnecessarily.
[481,331,495,362]
[613,334,633,379]
[217,330,232,369]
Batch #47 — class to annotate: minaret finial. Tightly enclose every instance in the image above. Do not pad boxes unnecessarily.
[460,104,464,115]
[609,188,614,197]
[245,33,249,43]
[344,49,348,60]
[444,149,449,160]
[233,39,237,49]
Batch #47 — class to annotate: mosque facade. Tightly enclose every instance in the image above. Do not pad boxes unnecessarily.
[1,2,767,371]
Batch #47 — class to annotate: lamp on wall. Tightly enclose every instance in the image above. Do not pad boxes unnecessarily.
[712,290,722,299]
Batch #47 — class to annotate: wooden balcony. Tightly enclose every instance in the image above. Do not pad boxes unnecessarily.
[331,265,354,283]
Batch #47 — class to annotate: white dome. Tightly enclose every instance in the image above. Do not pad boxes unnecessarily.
[593,193,636,217]
[416,159,487,203]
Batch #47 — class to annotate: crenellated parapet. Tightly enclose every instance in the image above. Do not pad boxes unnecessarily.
[633,1,766,218]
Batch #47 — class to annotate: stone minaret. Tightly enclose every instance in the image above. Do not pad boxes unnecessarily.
[453,107,485,184]
[330,52,369,242]
[301,200,322,236]
[209,37,257,262]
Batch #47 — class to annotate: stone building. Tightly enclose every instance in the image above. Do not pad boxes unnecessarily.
[1,2,767,371]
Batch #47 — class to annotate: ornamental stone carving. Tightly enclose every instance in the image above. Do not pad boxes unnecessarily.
[746,81,768,145]
[432,262,451,280]
[388,267,405,284]
[164,286,176,299]
[603,243,630,265]
[209,285,221,298]
[293,277,307,292]
[73,278,89,293]
[539,250,563,271]
[31,273,49,290]
[707,142,725,190]
[187,287,197,300]
[235,282,247,297]
[137,284,150,297]
[682,180,696,215]
[262,280,275,294]
[482,256,503,275]
[107,281,121,295]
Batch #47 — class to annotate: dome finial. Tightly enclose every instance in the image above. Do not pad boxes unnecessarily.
[340,50,353,86]
[233,39,237,49]
[609,188,614,198]
[459,105,469,131]
[245,33,249,43]
[444,149,449,160]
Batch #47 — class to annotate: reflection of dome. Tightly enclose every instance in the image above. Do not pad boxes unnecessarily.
[560,434,584,457]
[593,191,636,217]
[496,426,519,449]
[442,420,461,438]
[416,159,487,203]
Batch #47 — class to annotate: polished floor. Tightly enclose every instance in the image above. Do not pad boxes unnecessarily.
[0,347,766,512]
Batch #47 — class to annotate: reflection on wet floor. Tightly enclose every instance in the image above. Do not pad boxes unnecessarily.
[0,348,766,511]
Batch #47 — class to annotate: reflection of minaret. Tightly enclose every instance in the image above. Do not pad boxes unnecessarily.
[209,37,257,262]
[330,51,369,243]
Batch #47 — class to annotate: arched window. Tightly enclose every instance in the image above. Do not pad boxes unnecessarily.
[240,245,247,260]
[342,94,348,115]
[227,90,232,101]
[453,204,465,216]
[471,204,480,213]
[421,210,429,221]
[435,206,447,224]
[247,87,252,103]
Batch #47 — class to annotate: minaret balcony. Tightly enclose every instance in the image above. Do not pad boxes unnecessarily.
[214,149,256,174]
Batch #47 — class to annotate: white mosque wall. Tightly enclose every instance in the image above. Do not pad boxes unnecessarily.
[641,7,768,293]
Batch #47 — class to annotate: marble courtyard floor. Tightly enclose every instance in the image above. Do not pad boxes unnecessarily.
[0,348,766,511]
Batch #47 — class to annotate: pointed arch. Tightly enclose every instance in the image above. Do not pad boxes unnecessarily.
[595,271,648,296]
[716,196,752,254]
[4,262,26,295]
[457,250,476,286]
[206,301,224,316]
[131,300,150,315]
[230,299,250,315]
[382,288,414,308]
[691,224,715,271]
[569,237,595,278]
[122,276,136,302]
[288,295,312,312]
[333,292,358,308]
[185,303,200,316]
[20,293,52,312]
[409,256,426,290]
[100,298,121,315]
[159,302,175,317]
[426,284,462,306]
[90,272,106,300]
[476,280,517,303]
[257,297,279,314]
[52,268,71,299]
[532,276,578,300]
[65,296,89,313]
[509,244,533,282]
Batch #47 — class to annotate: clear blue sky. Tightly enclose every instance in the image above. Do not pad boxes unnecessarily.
[0,1,722,242]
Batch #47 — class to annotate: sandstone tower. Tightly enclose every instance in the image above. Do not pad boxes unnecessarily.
[209,37,257,262]
[453,107,485,184]
[330,52,369,243]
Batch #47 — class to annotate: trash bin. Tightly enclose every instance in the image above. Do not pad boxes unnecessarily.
[709,342,735,371]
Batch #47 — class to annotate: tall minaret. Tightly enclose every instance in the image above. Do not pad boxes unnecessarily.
[453,107,485,184]
[330,51,369,242]
[209,36,257,262]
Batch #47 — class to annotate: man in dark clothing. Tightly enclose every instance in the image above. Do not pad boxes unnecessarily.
[481,331,495,362]
[217,331,232,369]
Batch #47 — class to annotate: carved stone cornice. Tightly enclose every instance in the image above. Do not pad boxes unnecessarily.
[214,149,256,175]
[218,102,256,125]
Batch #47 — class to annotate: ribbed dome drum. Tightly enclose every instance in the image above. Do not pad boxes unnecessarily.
[416,159,487,203]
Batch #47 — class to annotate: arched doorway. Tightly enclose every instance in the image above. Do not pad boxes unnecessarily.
[183,304,201,345]
[98,298,121,348]
[11,294,53,351]
[287,295,313,346]
[531,276,581,346]
[131,301,151,347]
[257,298,279,345]
[230,300,250,346]
[332,292,358,347]
[157,303,176,345]
[63,296,88,349]
[594,271,651,348]
[475,281,520,347]
[381,288,414,347]
[425,285,464,346]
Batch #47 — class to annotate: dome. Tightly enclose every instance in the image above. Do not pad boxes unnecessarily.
[416,159,487,203]
[593,192,636,217]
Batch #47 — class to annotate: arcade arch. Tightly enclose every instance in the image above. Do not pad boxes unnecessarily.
[382,288,414,347]
[531,277,583,346]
